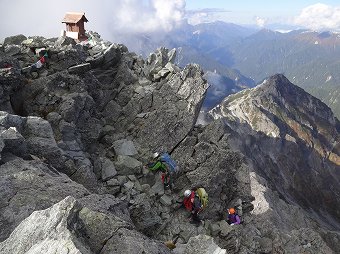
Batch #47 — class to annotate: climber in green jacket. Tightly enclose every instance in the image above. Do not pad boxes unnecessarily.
[146,152,173,190]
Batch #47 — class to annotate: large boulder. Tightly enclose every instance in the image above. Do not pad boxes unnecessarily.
[0,196,92,254]
[0,196,171,254]
[0,158,90,242]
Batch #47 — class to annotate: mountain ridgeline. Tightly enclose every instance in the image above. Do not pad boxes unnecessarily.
[0,33,340,254]
[209,74,340,227]
[119,22,340,119]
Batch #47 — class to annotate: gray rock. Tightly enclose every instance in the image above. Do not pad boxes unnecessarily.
[0,126,27,157]
[116,174,127,184]
[0,159,90,242]
[134,180,143,192]
[102,43,122,66]
[135,63,208,152]
[106,178,120,186]
[114,155,142,175]
[0,194,169,254]
[100,228,170,254]
[21,36,45,48]
[151,174,165,196]
[218,220,232,237]
[127,174,137,181]
[77,194,133,252]
[0,138,4,159]
[112,139,138,156]
[167,48,176,63]
[144,47,170,80]
[165,62,180,73]
[68,63,91,74]
[3,34,27,46]
[25,116,55,139]
[101,157,117,181]
[141,184,151,193]
[0,196,92,254]
[153,67,170,81]
[124,180,135,190]
[160,195,173,206]
[54,36,76,47]
[209,223,221,237]
[4,45,20,56]
[184,235,226,254]
[130,200,163,236]
[24,116,64,169]
[258,237,273,253]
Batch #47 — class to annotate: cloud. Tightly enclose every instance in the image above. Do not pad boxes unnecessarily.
[186,8,231,25]
[294,3,340,31]
[113,0,186,33]
[0,0,186,41]
[254,16,267,27]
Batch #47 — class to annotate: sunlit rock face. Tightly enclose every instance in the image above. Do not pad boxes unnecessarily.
[210,74,340,225]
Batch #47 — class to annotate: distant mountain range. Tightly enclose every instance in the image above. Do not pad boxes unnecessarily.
[116,22,340,119]
[228,29,340,118]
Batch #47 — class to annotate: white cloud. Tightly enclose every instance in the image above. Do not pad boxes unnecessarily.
[0,0,186,40]
[254,16,267,27]
[114,0,185,33]
[186,8,231,25]
[187,12,209,25]
[294,3,340,31]
[152,0,186,30]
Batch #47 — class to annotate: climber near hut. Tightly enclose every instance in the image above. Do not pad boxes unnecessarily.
[146,151,178,190]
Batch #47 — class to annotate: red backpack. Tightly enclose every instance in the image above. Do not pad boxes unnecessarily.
[183,191,195,211]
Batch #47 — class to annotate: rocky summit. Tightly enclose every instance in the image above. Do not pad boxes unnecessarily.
[0,33,339,254]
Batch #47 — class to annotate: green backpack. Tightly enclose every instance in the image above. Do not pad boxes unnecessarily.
[196,187,208,209]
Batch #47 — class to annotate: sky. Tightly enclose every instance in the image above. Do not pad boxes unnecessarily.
[1,0,340,41]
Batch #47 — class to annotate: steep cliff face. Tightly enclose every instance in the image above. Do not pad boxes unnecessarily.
[209,74,340,249]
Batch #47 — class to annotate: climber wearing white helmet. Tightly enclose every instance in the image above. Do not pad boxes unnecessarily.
[184,189,192,197]
[181,188,203,225]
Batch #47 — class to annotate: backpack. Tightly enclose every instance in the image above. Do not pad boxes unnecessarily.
[160,153,178,173]
[183,191,196,211]
[227,207,243,224]
[235,206,243,224]
[196,187,208,209]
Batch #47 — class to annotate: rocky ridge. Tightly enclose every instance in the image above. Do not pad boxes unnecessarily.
[0,33,339,253]
[0,33,244,253]
[209,74,340,251]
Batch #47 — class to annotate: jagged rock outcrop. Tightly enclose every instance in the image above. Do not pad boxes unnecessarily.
[0,156,90,242]
[0,196,93,254]
[1,33,233,253]
[0,196,170,254]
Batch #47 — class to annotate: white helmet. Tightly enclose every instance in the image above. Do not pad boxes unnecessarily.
[184,190,192,197]
[152,152,160,159]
